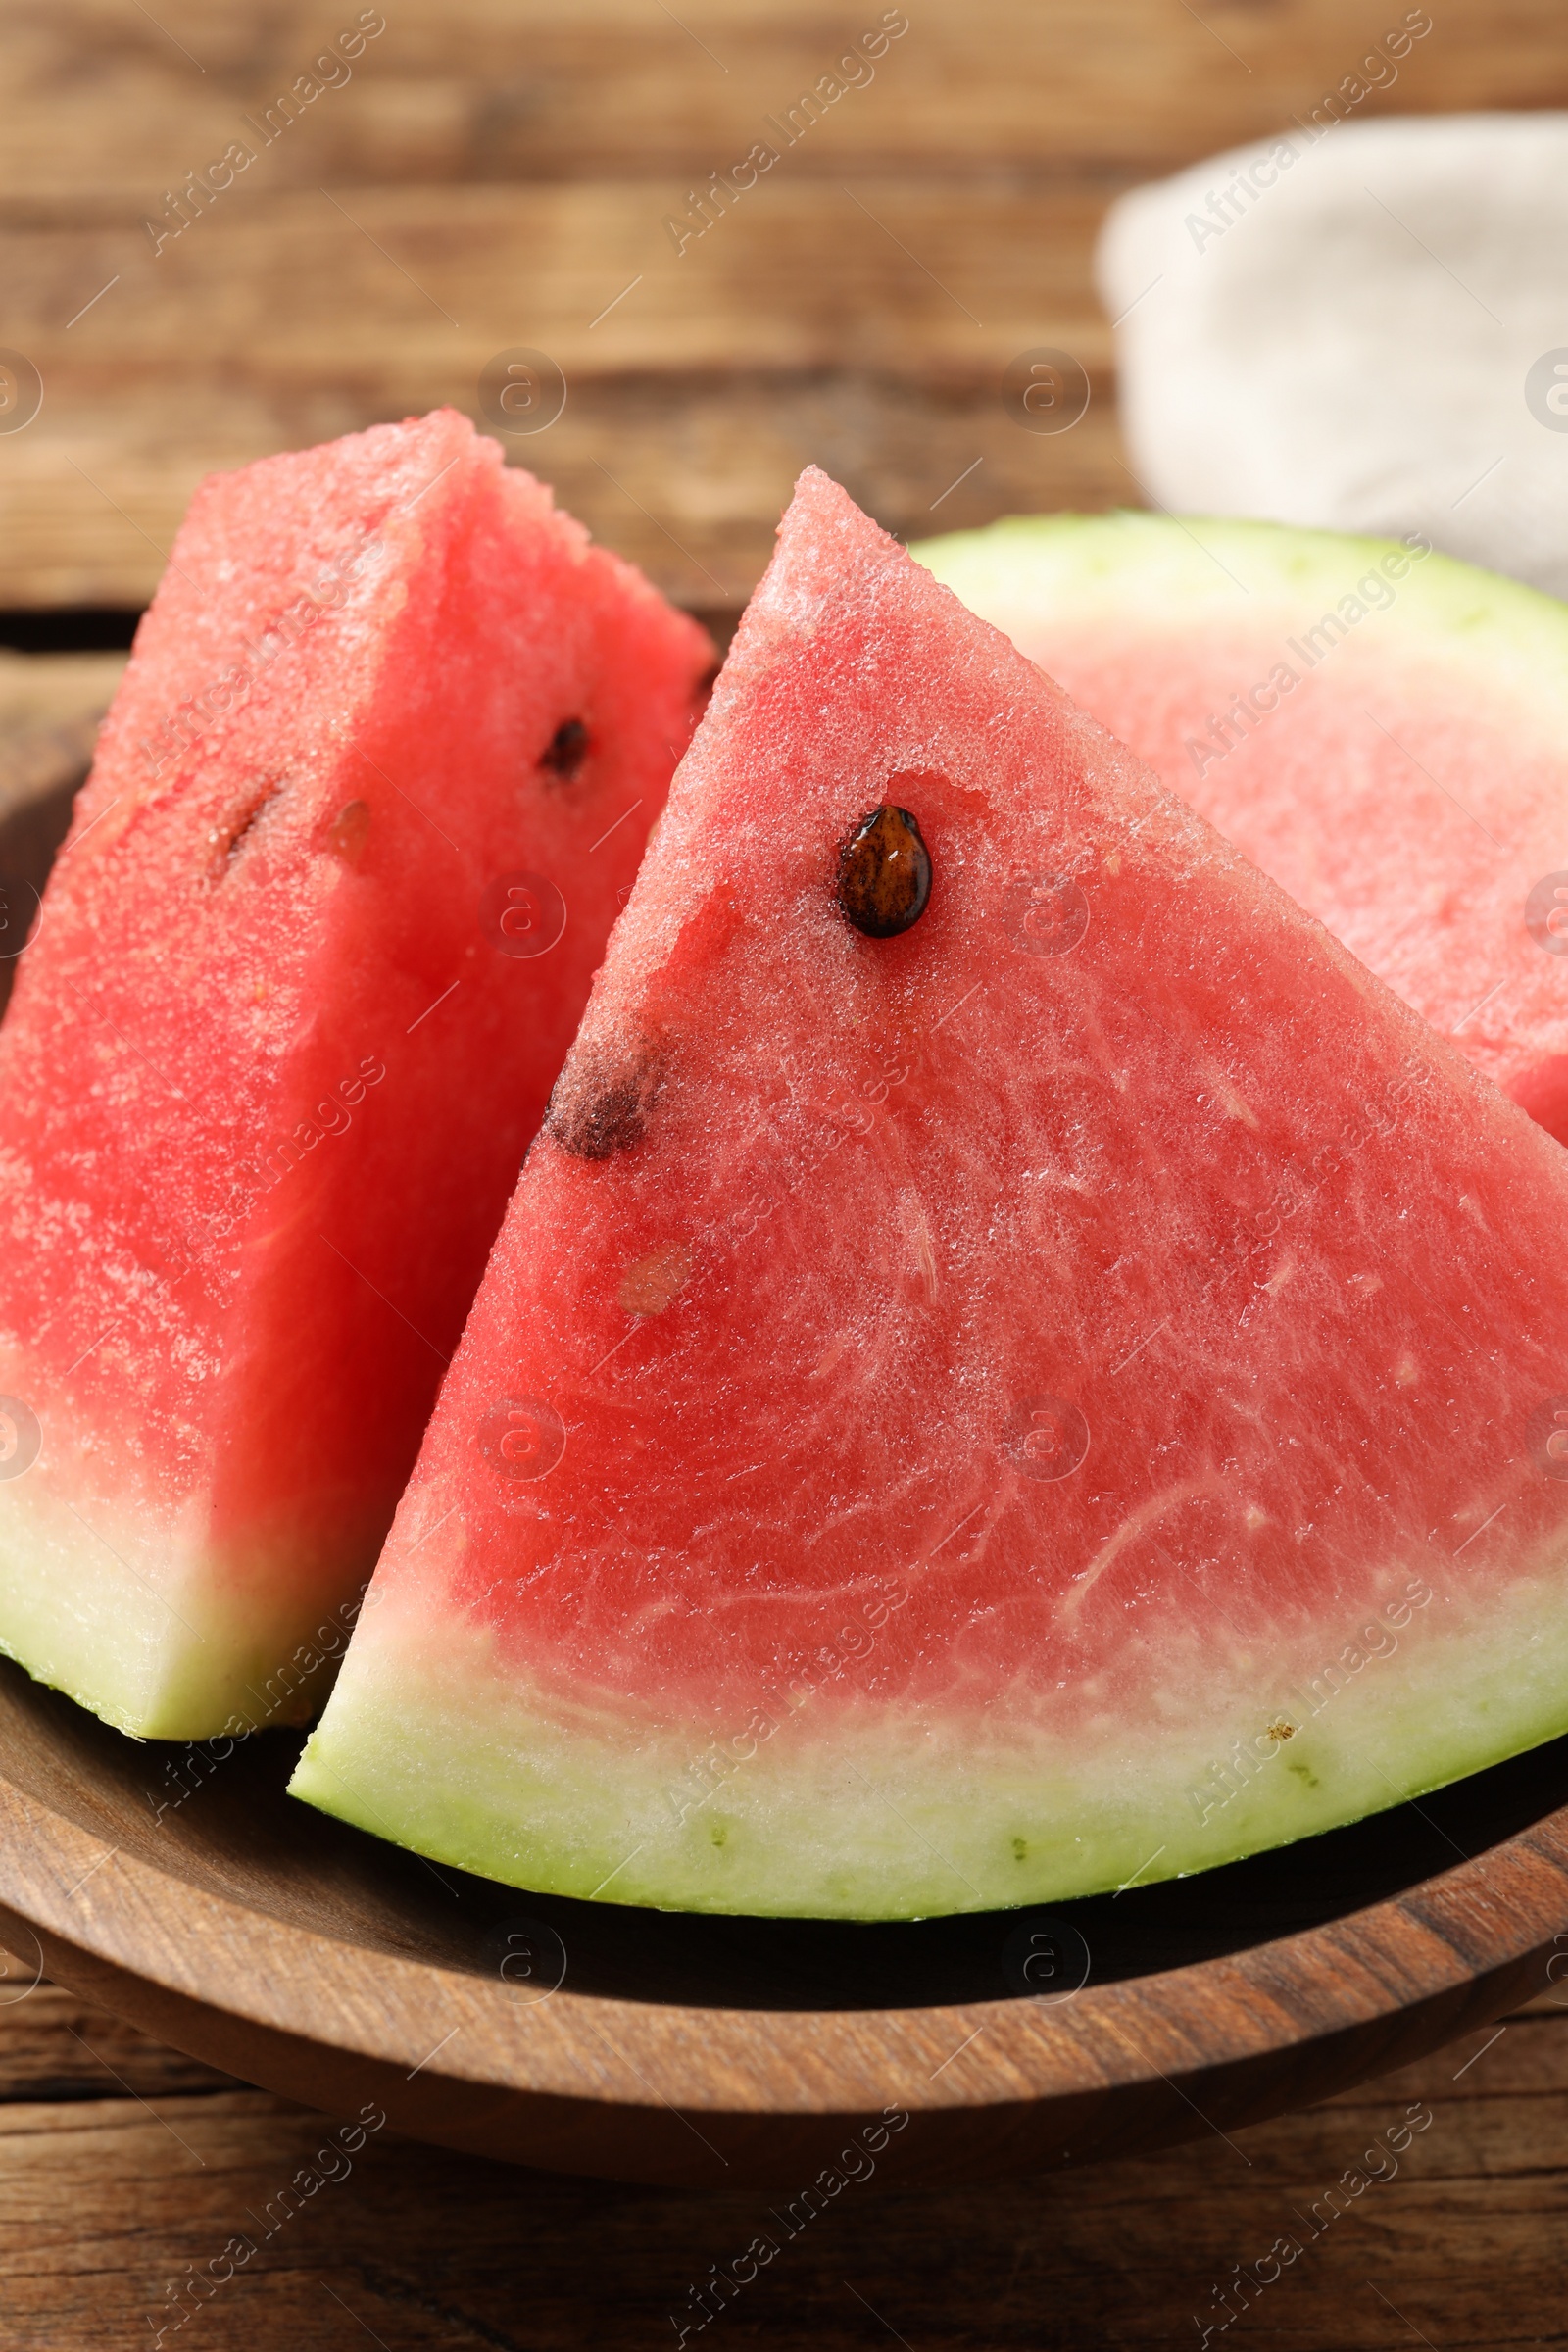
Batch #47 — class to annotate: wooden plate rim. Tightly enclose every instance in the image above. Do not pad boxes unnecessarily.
[4,1758,1566,2119]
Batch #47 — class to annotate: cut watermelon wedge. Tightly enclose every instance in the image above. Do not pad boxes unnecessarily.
[913,511,1568,1143]
[0,410,710,1740]
[294,468,1568,1921]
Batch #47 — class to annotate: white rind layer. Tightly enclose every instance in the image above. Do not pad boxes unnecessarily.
[290,1573,1568,1919]
[0,1472,352,1740]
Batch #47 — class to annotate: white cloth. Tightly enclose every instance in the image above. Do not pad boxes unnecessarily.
[1096,113,1568,595]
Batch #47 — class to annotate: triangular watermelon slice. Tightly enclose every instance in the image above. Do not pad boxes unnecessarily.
[0,411,710,1740]
[915,511,1568,1143]
[293,468,1568,1921]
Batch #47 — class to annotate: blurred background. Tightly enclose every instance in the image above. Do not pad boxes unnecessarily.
[4,0,1564,637]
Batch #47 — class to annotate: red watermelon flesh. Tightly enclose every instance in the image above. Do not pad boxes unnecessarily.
[0,409,710,1740]
[914,512,1568,1145]
[293,467,1568,1921]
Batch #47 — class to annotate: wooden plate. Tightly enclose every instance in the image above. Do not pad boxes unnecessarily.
[2,1656,1567,2189]
[4,703,1568,2189]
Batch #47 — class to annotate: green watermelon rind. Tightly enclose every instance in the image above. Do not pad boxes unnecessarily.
[910,511,1568,722]
[290,1572,1568,1919]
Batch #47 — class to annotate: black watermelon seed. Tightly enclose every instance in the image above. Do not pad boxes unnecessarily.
[540,717,590,780]
[836,805,932,939]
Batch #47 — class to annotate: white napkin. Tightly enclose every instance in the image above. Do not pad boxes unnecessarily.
[1097,112,1568,595]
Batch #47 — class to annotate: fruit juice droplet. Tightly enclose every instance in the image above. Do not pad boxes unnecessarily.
[836,804,931,938]
[539,717,590,779]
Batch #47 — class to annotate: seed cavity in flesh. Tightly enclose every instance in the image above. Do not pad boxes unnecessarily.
[325,799,371,863]
[209,779,286,876]
[539,717,590,781]
[546,1044,662,1160]
[617,1240,694,1315]
[836,804,932,939]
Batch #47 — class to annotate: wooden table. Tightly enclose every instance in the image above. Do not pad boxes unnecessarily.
[5,4,1568,2340]
[2,1979,1563,2348]
[3,0,1566,613]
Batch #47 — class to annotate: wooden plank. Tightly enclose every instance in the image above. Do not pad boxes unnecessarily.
[0,1982,238,2102]
[3,2,1560,607]
[0,0,1562,199]
[0,184,1123,605]
[2,184,1110,378]
[0,374,1128,608]
[0,1989,1562,2349]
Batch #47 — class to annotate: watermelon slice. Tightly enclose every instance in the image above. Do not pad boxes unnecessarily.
[293,467,1568,1921]
[0,410,710,1740]
[913,511,1568,1143]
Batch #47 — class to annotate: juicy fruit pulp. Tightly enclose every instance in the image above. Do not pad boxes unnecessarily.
[0,410,710,1740]
[914,510,1568,1143]
[295,468,1568,1921]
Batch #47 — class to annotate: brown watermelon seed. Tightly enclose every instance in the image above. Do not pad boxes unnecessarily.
[325,799,370,863]
[836,805,931,939]
[539,716,590,780]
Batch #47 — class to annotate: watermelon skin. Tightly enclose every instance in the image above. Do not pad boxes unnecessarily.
[912,511,1568,1144]
[294,468,1568,1921]
[0,410,710,1740]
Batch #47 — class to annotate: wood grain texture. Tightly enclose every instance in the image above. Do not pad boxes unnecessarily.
[0,181,1118,605]
[0,1982,1563,2349]
[2,0,1565,605]
[2,0,1561,194]
[0,1981,240,2101]
[0,194,1121,607]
